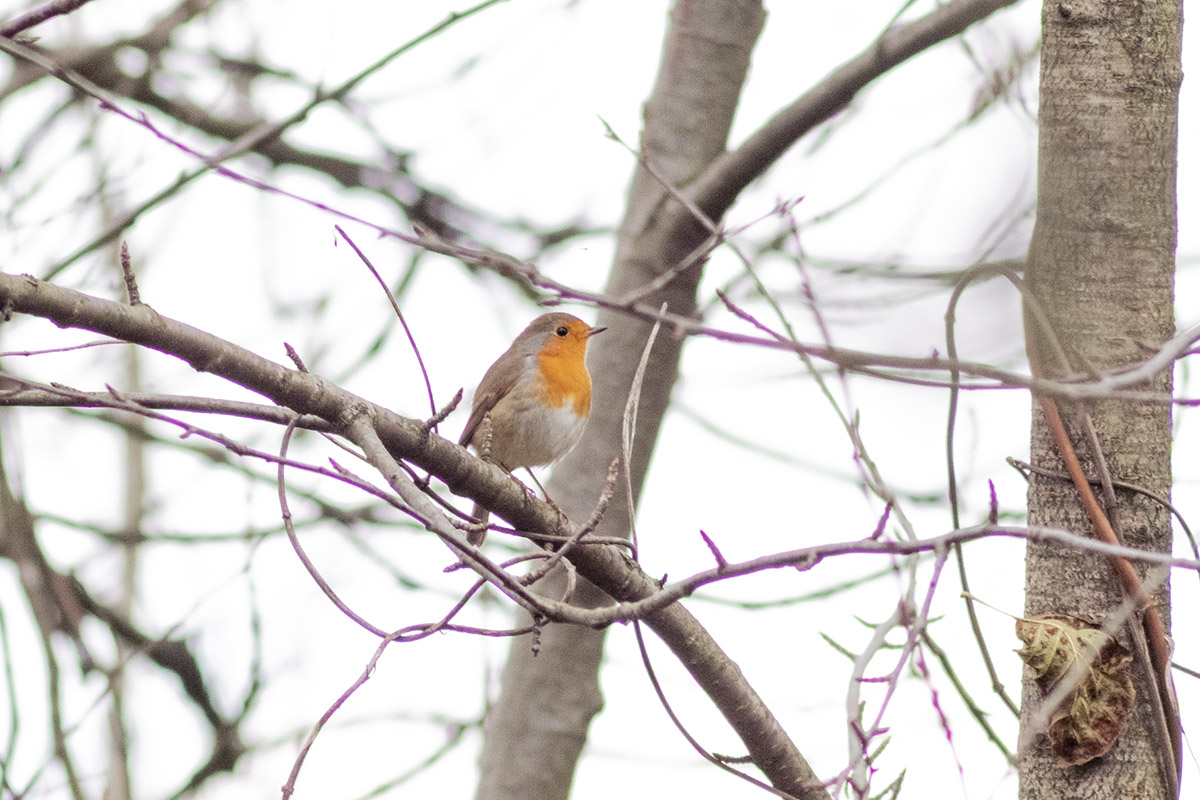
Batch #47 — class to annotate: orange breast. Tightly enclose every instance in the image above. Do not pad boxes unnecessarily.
[536,347,592,417]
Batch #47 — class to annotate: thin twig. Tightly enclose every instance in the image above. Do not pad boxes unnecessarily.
[280,628,407,799]
[920,631,1013,762]
[943,263,1032,719]
[630,616,804,800]
[519,458,620,587]
[0,1,508,278]
[426,388,463,429]
[334,224,437,420]
[278,418,390,638]
[717,289,918,542]
[0,0,97,37]
[1008,457,1200,576]
[119,242,141,305]
[689,0,1023,217]
[836,550,949,796]
[621,303,667,556]
[0,340,122,358]
[39,623,84,800]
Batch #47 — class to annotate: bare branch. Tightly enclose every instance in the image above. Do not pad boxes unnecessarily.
[0,0,99,37]
[0,271,825,799]
[690,0,1023,218]
[0,1,508,278]
[335,225,438,420]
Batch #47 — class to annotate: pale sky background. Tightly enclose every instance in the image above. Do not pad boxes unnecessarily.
[1,1,1197,798]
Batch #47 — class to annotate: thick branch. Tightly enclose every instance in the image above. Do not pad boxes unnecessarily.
[0,271,824,797]
[691,0,1022,218]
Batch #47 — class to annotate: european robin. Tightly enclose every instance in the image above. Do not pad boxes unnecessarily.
[459,312,606,545]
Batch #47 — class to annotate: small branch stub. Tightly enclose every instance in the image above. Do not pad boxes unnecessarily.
[699,529,728,570]
[120,242,141,306]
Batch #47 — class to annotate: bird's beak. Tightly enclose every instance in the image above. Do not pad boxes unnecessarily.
[586,326,607,337]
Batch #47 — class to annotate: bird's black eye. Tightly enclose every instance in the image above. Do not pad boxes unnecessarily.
[556,326,569,337]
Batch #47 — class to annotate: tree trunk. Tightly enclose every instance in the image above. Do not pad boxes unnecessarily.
[475,2,765,798]
[1021,1,1180,798]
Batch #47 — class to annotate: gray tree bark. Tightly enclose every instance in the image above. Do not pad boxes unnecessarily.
[475,3,766,799]
[1021,0,1181,798]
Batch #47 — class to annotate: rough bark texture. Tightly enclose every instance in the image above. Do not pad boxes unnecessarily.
[1021,1,1180,797]
[475,3,767,799]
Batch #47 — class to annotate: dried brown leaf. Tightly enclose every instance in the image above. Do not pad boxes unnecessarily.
[1015,613,1135,766]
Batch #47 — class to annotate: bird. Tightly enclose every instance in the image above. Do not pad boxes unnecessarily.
[458,312,606,545]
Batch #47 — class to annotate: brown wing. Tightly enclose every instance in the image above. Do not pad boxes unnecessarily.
[458,347,525,447]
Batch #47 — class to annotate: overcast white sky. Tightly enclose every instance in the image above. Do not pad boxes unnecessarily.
[1,1,1197,798]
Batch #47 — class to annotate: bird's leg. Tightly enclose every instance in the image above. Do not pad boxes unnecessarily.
[523,468,565,517]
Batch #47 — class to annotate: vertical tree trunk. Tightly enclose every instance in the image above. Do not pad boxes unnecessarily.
[1021,1,1180,798]
[475,2,765,799]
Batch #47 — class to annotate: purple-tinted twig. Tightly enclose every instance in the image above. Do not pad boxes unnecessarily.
[280,628,405,799]
[0,340,121,358]
[0,375,334,429]
[620,303,666,556]
[278,419,390,638]
[943,263,1056,721]
[921,631,1013,762]
[718,288,920,542]
[334,224,437,420]
[699,530,728,570]
[836,550,949,796]
[283,343,308,373]
[3,378,409,519]
[630,616,803,800]
[1008,456,1200,582]
[0,0,96,37]
[0,2,507,278]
